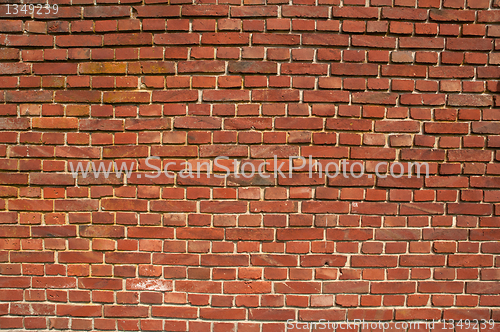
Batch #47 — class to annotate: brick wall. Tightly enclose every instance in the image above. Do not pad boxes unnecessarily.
[1,0,500,330]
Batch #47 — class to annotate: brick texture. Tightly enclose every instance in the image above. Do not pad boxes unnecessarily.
[0,0,500,330]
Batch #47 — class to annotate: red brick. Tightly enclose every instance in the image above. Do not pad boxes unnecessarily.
[0,2,497,327]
